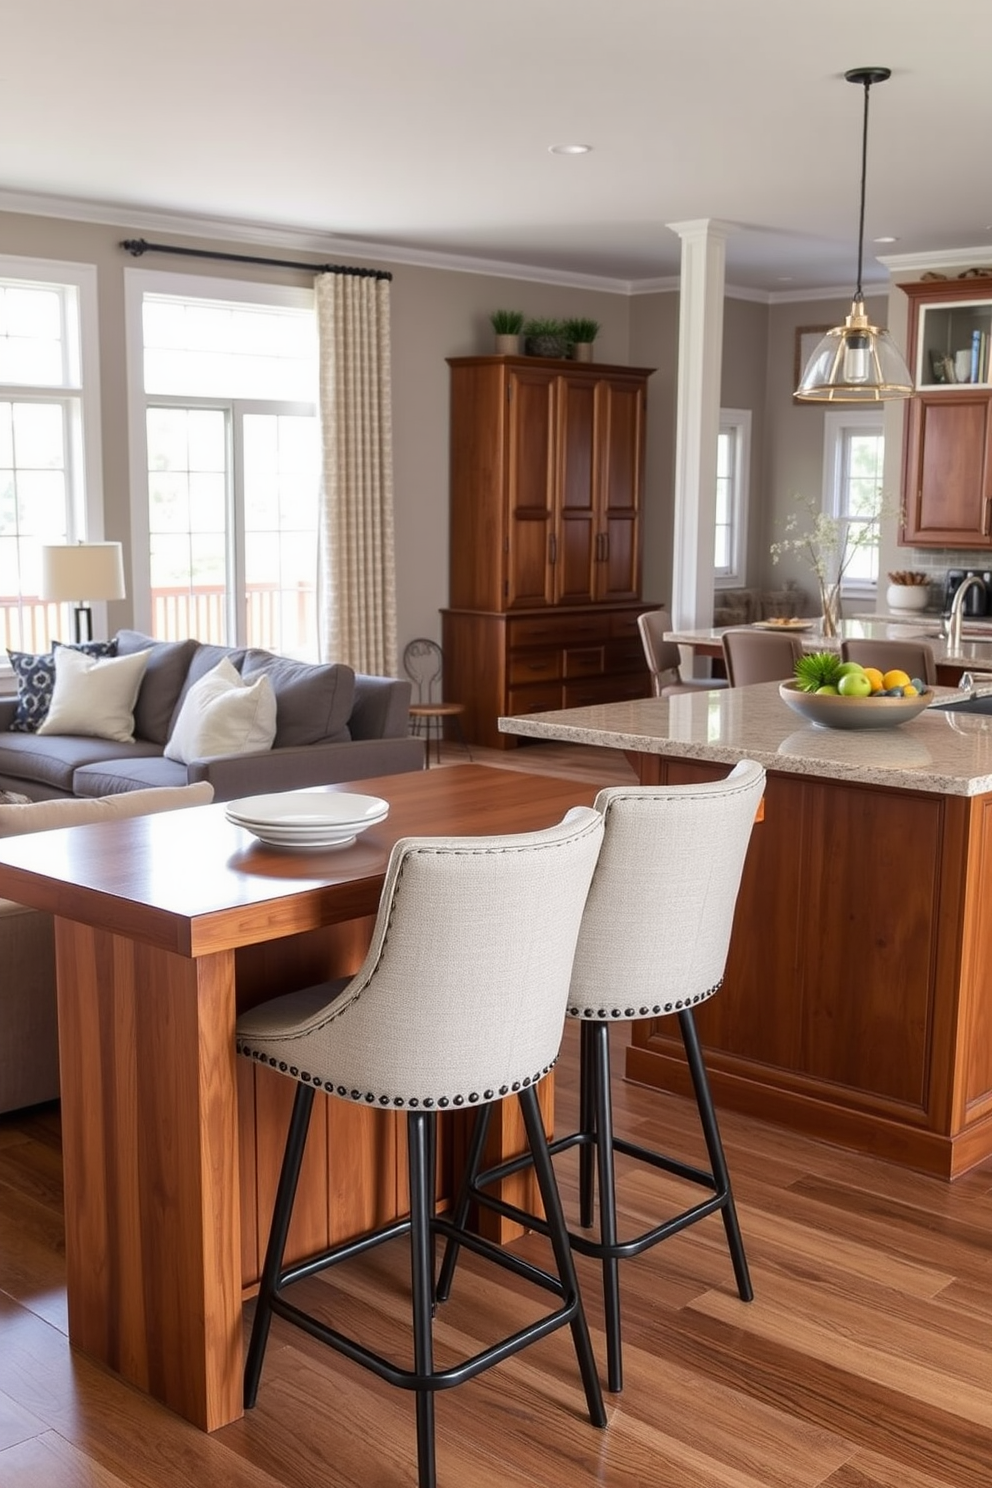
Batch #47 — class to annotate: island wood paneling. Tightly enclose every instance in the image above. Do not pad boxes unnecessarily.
[629,755,992,1178]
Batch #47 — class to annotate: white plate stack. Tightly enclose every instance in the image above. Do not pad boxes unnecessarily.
[225,791,389,850]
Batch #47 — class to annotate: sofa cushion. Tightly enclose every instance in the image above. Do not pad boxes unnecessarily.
[173,643,247,713]
[241,650,355,746]
[115,631,199,744]
[73,756,193,796]
[0,781,214,837]
[37,647,150,743]
[8,640,117,733]
[0,732,164,793]
[164,658,276,764]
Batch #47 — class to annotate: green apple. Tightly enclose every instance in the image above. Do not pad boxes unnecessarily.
[838,670,872,697]
[835,661,866,679]
[816,685,839,694]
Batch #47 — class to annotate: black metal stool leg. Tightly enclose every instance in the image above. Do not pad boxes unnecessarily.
[578,1020,597,1228]
[518,1086,607,1430]
[589,1023,623,1393]
[679,1009,753,1301]
[244,1083,315,1407]
[407,1112,438,1488]
[435,1103,494,1302]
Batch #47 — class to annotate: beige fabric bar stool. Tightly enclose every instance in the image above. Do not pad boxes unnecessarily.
[722,628,803,685]
[236,807,606,1488]
[840,637,937,685]
[440,760,765,1393]
[638,608,729,694]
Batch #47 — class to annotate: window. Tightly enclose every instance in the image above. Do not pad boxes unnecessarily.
[126,271,320,659]
[822,412,885,594]
[714,410,750,586]
[0,260,102,653]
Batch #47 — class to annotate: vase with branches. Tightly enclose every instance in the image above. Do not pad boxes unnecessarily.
[769,492,892,638]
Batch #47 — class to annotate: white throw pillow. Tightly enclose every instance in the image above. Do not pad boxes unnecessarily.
[164,657,277,764]
[37,646,151,743]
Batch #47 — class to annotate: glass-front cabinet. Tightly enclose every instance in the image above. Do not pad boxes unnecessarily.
[900,278,992,547]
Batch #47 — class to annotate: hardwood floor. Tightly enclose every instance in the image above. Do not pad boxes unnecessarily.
[1,745,991,1487]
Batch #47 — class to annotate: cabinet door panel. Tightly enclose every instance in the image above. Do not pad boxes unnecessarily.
[555,378,597,604]
[902,393,992,546]
[596,379,644,600]
[506,369,556,607]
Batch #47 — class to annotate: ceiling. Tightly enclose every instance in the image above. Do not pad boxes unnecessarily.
[3,0,990,296]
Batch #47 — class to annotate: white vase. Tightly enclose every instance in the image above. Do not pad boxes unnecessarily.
[886,583,930,612]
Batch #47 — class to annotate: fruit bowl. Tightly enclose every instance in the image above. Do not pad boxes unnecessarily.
[778,680,932,730]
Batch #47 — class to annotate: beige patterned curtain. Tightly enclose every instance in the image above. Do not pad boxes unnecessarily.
[315,272,396,675]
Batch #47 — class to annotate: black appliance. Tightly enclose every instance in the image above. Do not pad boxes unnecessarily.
[944,568,991,617]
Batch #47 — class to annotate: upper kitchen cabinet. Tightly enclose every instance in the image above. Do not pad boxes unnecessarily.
[900,278,992,547]
[447,356,651,611]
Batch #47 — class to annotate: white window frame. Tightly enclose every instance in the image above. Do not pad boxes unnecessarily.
[822,410,885,599]
[124,268,316,639]
[0,258,104,667]
[713,408,750,588]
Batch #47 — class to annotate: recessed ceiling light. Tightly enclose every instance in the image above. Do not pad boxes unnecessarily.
[873,236,898,244]
[549,143,591,155]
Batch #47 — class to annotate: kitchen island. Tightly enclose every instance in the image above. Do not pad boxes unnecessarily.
[501,685,992,1178]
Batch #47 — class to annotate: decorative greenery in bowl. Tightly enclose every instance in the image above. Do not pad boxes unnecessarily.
[523,317,569,358]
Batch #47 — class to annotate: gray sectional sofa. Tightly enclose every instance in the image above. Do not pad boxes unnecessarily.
[0,631,423,802]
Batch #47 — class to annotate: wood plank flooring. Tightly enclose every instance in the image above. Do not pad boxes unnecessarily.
[1,747,991,1486]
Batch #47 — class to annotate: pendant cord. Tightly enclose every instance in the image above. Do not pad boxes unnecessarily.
[854,78,871,303]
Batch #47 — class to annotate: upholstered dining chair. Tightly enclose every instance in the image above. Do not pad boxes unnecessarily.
[236,807,607,1488]
[439,759,765,1394]
[637,608,728,695]
[840,637,938,685]
[722,628,804,686]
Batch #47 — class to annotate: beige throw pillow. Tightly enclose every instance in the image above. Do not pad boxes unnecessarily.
[37,646,151,743]
[164,657,277,764]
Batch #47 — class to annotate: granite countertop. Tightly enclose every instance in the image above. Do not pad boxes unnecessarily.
[499,682,992,796]
[664,616,992,669]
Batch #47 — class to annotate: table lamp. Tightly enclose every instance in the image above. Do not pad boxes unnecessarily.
[40,541,127,644]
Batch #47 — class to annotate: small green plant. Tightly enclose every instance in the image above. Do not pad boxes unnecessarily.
[563,317,600,344]
[523,317,567,337]
[489,309,525,335]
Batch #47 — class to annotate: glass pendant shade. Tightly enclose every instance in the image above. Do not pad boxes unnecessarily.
[795,298,914,403]
[794,67,914,403]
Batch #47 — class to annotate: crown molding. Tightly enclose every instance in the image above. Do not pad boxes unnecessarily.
[878,244,992,276]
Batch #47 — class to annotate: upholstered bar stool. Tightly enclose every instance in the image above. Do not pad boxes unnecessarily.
[722,628,803,685]
[840,637,937,685]
[440,760,765,1393]
[637,608,729,694]
[236,807,606,1488]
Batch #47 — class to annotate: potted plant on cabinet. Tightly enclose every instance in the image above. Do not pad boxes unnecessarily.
[564,317,600,363]
[523,317,569,358]
[488,309,525,355]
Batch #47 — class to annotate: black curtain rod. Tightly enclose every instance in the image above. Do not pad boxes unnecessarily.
[121,238,392,281]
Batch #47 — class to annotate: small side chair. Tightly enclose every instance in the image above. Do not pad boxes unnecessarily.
[637,608,729,695]
[440,759,765,1394]
[236,806,607,1488]
[403,637,471,766]
[722,628,804,686]
[840,637,937,685]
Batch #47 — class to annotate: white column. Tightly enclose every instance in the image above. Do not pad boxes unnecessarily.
[667,219,730,635]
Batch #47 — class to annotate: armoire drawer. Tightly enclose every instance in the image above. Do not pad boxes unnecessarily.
[563,646,606,679]
[508,650,561,685]
[506,682,564,716]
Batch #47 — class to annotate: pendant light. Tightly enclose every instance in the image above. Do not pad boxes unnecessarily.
[795,67,913,403]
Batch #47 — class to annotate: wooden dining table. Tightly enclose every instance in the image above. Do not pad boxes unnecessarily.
[0,764,598,1432]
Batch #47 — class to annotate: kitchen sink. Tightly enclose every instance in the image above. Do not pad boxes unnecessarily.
[931,695,992,716]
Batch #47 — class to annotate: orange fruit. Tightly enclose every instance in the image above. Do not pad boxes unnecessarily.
[902,683,919,696]
[882,668,911,690]
[863,667,885,693]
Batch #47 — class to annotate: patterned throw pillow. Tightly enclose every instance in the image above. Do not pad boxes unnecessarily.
[8,639,118,732]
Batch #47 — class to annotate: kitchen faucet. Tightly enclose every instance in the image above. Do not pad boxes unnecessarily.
[947,573,987,652]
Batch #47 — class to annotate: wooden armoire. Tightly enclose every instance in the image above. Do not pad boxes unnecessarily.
[442,355,655,748]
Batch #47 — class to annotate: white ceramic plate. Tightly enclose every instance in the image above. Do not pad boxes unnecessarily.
[226,792,389,830]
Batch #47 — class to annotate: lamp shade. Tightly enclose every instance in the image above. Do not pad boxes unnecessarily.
[795,299,914,403]
[40,542,127,603]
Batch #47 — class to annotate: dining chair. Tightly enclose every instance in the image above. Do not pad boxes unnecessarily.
[438,759,766,1394]
[722,628,804,686]
[403,637,471,766]
[840,637,937,685]
[637,608,728,695]
[236,806,607,1488]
